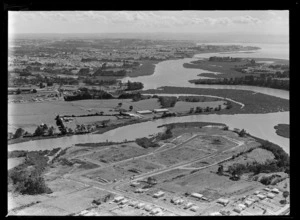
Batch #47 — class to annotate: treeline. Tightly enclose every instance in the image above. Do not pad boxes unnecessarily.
[81,77,118,86]
[227,139,290,179]
[190,75,289,91]
[7,148,61,195]
[125,81,144,91]
[93,69,126,77]
[64,88,113,101]
[208,56,245,62]
[158,96,178,108]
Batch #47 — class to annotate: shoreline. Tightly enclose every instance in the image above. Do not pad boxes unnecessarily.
[274,124,289,139]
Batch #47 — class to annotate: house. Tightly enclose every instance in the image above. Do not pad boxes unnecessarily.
[137,110,152,114]
[244,200,254,207]
[264,187,271,192]
[137,203,146,209]
[190,205,199,212]
[254,191,260,195]
[209,212,222,216]
[191,193,203,199]
[150,208,162,214]
[129,201,138,207]
[153,191,165,198]
[120,199,129,205]
[267,193,275,199]
[144,205,153,211]
[184,202,194,209]
[233,206,243,213]
[114,196,124,203]
[257,194,266,200]
[238,203,246,210]
[217,198,230,206]
[130,181,140,187]
[271,188,280,194]
[153,108,169,113]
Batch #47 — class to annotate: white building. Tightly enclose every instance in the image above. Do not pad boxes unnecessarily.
[217,198,230,206]
[191,193,203,199]
[137,110,152,114]
[153,191,165,198]
[153,108,169,113]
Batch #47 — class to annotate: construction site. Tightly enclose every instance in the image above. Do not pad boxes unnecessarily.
[8,123,290,216]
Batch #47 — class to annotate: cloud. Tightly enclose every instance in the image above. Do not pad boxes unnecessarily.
[231,15,262,24]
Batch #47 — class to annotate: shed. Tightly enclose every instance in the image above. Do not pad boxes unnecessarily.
[191,193,203,199]
[153,108,169,113]
[264,188,270,192]
[137,110,152,114]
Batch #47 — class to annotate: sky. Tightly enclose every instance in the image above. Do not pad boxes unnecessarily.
[8,11,289,36]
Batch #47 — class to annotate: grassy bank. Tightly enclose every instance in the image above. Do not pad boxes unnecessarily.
[158,121,226,129]
[126,60,161,77]
[183,57,289,79]
[142,87,289,114]
[274,124,289,138]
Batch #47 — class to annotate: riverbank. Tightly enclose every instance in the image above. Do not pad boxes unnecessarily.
[274,124,289,139]
[183,57,289,79]
[142,87,289,114]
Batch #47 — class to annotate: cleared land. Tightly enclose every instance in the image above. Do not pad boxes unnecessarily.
[8,124,289,216]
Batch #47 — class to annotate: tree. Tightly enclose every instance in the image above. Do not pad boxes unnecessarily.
[118,102,122,108]
[48,126,55,136]
[129,105,133,111]
[189,108,194,114]
[217,165,224,175]
[238,129,247,137]
[32,89,37,93]
[223,126,229,131]
[34,125,45,136]
[283,191,289,203]
[13,128,25,139]
[16,88,21,95]
[39,82,44,88]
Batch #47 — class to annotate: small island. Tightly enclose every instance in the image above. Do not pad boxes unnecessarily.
[274,124,289,138]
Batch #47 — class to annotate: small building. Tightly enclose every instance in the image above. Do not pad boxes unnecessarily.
[254,191,260,195]
[137,203,145,209]
[217,198,230,206]
[137,110,152,114]
[135,188,148,193]
[244,200,254,207]
[131,201,139,207]
[238,204,246,210]
[153,108,169,113]
[114,196,124,203]
[153,191,165,198]
[190,205,199,212]
[184,202,194,209]
[120,199,129,205]
[233,206,243,213]
[150,208,162,214]
[144,205,153,211]
[271,188,280,194]
[130,181,140,187]
[209,212,222,216]
[191,193,203,199]
[257,194,266,200]
[267,193,275,199]
[264,187,271,192]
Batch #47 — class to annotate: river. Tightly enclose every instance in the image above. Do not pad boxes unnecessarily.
[8,43,289,153]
